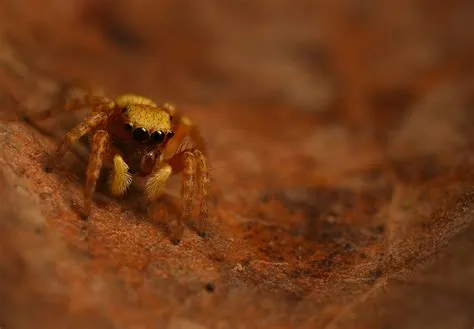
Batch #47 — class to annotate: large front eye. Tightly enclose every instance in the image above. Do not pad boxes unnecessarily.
[151,131,165,144]
[133,127,149,142]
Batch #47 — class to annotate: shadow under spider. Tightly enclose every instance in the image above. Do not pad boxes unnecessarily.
[124,187,206,243]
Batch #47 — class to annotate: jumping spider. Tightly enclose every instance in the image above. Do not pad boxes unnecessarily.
[28,88,210,244]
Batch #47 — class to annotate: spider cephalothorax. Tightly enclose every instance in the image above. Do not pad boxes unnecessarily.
[32,91,209,244]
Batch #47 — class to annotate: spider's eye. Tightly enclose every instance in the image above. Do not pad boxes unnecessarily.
[150,131,165,144]
[132,127,149,142]
[167,131,175,139]
[122,106,129,113]
[124,123,133,132]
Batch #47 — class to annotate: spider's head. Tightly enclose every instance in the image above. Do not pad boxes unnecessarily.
[121,104,174,145]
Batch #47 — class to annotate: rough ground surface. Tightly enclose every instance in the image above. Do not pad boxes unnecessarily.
[1,1,474,328]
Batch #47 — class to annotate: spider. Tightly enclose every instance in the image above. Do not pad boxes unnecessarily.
[26,86,210,244]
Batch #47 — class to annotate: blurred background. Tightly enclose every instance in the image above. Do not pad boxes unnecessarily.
[1,1,474,328]
[1,0,473,122]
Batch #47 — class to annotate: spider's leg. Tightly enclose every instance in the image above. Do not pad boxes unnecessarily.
[171,150,196,244]
[147,151,196,244]
[84,130,109,217]
[23,82,105,122]
[108,153,133,197]
[45,104,111,171]
[162,106,208,159]
[192,149,210,237]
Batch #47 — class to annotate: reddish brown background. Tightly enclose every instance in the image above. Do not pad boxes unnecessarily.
[1,1,474,328]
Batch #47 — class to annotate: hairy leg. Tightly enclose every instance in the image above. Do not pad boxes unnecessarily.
[162,105,208,159]
[23,81,107,121]
[168,151,197,243]
[193,150,210,237]
[148,150,197,244]
[84,130,109,217]
[108,154,133,197]
[45,104,111,171]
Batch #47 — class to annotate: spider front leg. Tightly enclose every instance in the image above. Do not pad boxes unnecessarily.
[191,150,210,236]
[83,130,110,217]
[45,103,111,172]
[172,151,197,243]
[145,151,200,244]
[166,149,210,243]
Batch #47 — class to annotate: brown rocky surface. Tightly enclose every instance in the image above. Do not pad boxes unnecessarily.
[1,1,474,328]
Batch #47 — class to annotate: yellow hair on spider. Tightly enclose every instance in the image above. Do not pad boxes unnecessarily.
[126,104,172,132]
[114,94,172,132]
[109,154,133,196]
[145,164,172,201]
